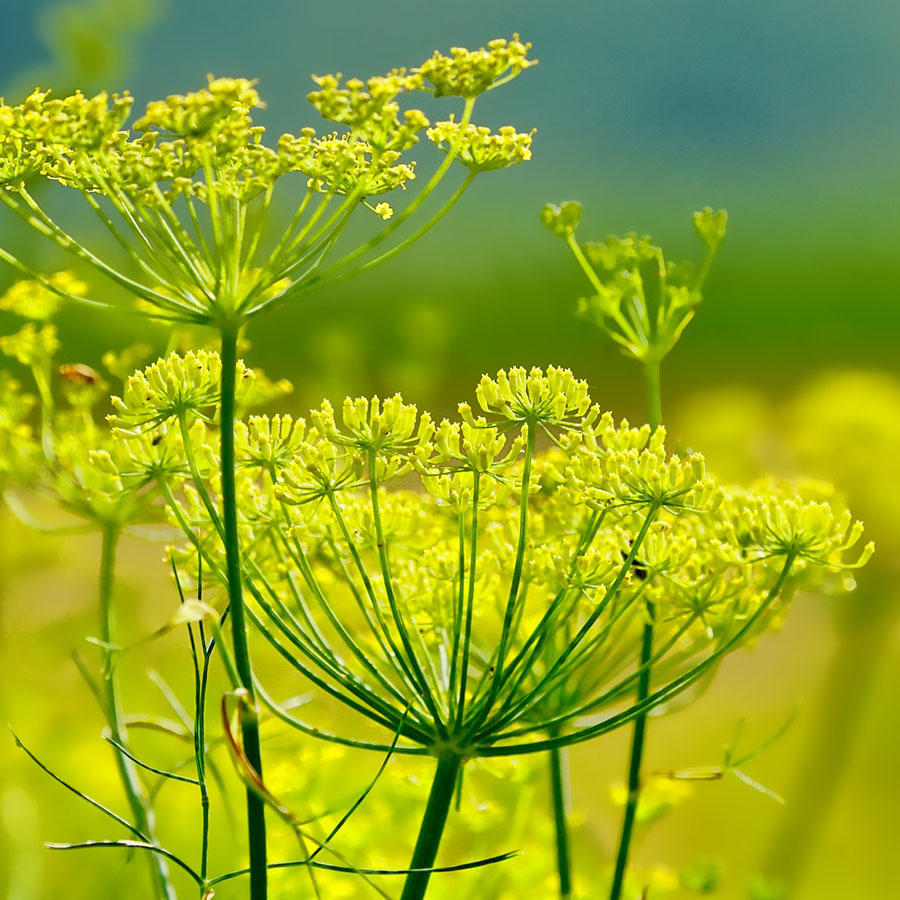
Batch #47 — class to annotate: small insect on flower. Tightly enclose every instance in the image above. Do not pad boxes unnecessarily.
[58,363,100,384]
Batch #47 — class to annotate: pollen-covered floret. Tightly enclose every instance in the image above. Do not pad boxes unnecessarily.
[312,394,434,460]
[5,88,133,149]
[134,76,262,138]
[307,71,428,152]
[568,441,723,515]
[275,436,364,506]
[427,418,525,477]
[279,130,416,196]
[90,422,193,484]
[0,109,49,186]
[236,415,308,471]
[110,350,254,429]
[722,489,874,568]
[466,366,593,430]
[417,35,537,98]
[427,120,535,172]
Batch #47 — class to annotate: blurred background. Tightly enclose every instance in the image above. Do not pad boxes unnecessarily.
[1,1,898,898]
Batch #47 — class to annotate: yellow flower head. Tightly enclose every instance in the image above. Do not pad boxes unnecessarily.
[417,35,537,98]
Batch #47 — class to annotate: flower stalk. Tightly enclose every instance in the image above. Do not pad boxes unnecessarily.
[219,325,268,898]
[608,605,654,900]
[98,524,175,900]
[549,742,573,898]
[400,753,463,900]
[608,354,662,899]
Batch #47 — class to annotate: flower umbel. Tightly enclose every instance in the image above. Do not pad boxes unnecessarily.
[0,39,536,327]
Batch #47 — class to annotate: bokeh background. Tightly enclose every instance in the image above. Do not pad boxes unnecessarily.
[1,1,898,898]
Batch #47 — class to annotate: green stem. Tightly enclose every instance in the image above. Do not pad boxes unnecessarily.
[608,356,662,900]
[400,754,462,900]
[354,171,477,276]
[608,608,654,900]
[98,525,175,900]
[219,325,268,899]
[549,743,573,898]
[644,356,662,433]
[32,366,55,462]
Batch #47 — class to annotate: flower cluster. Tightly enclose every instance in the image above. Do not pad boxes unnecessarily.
[134,77,261,138]
[107,356,869,759]
[279,130,417,198]
[307,71,428,152]
[542,203,727,364]
[417,35,537,98]
[427,120,535,172]
[0,39,536,326]
[4,87,133,150]
[109,350,254,429]
[467,365,593,430]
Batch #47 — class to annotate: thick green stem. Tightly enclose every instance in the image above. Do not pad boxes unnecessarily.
[99,525,175,900]
[219,326,268,899]
[400,754,462,900]
[549,744,573,898]
[608,611,654,900]
[644,356,662,433]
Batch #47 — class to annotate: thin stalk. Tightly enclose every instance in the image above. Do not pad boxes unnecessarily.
[197,638,212,884]
[549,742,573,898]
[478,555,796,757]
[316,97,477,281]
[98,525,175,900]
[178,561,213,890]
[466,423,536,731]
[479,510,657,741]
[354,171,477,276]
[454,472,480,729]
[565,232,643,351]
[368,451,447,732]
[607,607,654,900]
[400,754,463,900]
[608,356,662,900]
[219,326,268,899]
[644,356,662,433]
